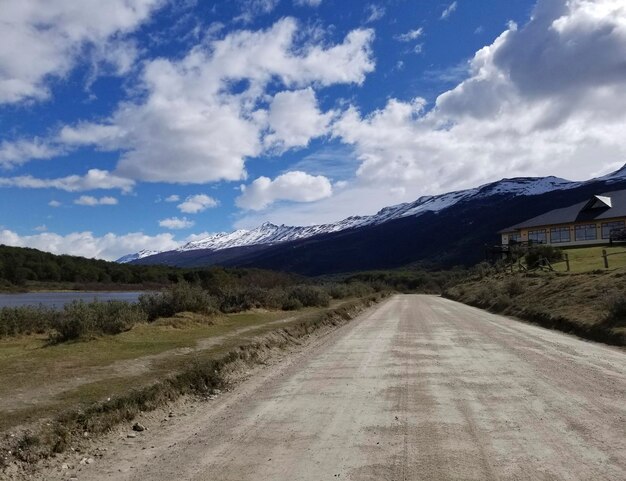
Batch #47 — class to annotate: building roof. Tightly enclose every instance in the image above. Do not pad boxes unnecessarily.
[500,189,626,233]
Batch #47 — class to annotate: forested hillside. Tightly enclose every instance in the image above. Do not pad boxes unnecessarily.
[0,245,300,289]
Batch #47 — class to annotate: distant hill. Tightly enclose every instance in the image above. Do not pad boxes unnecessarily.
[127,166,626,275]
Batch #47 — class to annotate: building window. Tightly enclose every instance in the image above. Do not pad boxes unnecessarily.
[550,227,571,243]
[509,233,522,243]
[528,230,546,244]
[601,221,626,239]
[575,224,597,241]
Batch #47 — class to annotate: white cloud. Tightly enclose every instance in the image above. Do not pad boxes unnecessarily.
[48,200,62,207]
[364,4,386,23]
[0,0,163,104]
[0,229,180,261]
[0,169,134,192]
[34,225,47,232]
[55,18,374,184]
[236,171,332,210]
[0,139,63,169]
[233,0,626,228]
[330,0,626,199]
[159,217,195,229]
[235,181,406,228]
[74,195,119,206]
[394,28,423,42]
[441,1,458,20]
[177,194,218,214]
[294,0,323,6]
[235,0,280,23]
[165,194,180,202]
[265,88,333,150]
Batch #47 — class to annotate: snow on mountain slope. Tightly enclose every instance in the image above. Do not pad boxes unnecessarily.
[116,171,606,263]
[116,249,160,264]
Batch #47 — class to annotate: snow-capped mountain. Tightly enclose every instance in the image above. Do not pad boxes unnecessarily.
[117,168,625,264]
[116,249,160,264]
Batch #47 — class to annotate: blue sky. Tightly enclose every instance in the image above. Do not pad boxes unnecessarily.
[1,0,626,259]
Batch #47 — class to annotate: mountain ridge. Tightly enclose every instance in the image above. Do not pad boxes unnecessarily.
[119,165,626,267]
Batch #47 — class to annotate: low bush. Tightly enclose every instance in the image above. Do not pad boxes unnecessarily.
[287,285,330,308]
[50,301,147,343]
[323,282,374,299]
[218,286,286,313]
[605,292,626,327]
[504,277,525,297]
[139,283,217,321]
[281,297,303,311]
[525,245,563,269]
[0,306,59,338]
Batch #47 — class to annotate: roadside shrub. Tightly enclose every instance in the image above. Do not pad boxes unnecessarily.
[474,281,497,308]
[504,277,525,297]
[471,262,495,280]
[51,300,147,342]
[287,285,330,308]
[139,283,217,321]
[281,297,303,311]
[605,292,626,327]
[0,305,59,338]
[525,245,563,269]
[324,282,373,299]
[218,286,286,313]
[493,294,512,311]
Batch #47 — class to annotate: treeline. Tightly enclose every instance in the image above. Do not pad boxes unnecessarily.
[0,245,301,289]
[344,268,468,293]
[0,245,172,286]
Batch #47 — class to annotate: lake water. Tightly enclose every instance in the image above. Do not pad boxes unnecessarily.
[0,291,149,309]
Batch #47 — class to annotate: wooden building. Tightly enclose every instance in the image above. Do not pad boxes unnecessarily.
[500,190,626,247]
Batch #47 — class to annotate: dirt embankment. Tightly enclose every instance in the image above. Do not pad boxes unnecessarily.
[444,269,626,346]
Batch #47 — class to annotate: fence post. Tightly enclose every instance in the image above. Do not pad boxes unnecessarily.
[602,249,609,269]
[565,253,570,272]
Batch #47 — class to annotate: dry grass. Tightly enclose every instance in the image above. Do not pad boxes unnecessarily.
[445,268,626,346]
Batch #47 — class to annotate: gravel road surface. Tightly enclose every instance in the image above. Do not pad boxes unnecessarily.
[47,295,626,481]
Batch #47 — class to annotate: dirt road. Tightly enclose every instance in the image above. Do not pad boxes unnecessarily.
[44,295,626,480]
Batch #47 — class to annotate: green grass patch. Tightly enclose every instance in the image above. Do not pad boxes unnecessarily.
[553,246,626,272]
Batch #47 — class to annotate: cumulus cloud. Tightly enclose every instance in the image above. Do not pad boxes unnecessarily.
[441,1,458,20]
[55,18,374,184]
[0,229,180,261]
[74,195,118,206]
[0,0,162,104]
[236,171,332,210]
[331,0,626,199]
[265,88,333,150]
[177,194,218,214]
[165,195,180,202]
[48,200,62,207]
[0,169,134,193]
[159,217,195,229]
